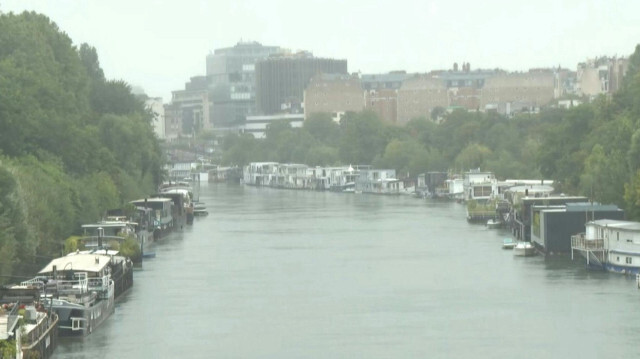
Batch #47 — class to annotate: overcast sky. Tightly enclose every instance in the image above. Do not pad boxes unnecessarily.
[2,0,639,101]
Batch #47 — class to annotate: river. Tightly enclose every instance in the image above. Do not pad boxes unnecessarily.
[52,183,640,358]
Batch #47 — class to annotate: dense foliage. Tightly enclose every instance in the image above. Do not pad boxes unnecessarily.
[220,45,640,220]
[0,12,163,283]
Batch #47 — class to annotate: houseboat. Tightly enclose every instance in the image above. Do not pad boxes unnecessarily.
[441,177,464,201]
[327,165,363,192]
[130,197,174,239]
[78,219,142,266]
[531,202,623,256]
[18,251,118,337]
[571,219,640,274]
[0,299,58,359]
[355,169,403,195]
[158,183,195,225]
[462,169,496,202]
[243,162,279,186]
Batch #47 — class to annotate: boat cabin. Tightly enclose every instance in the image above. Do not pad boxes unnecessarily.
[572,219,640,274]
[129,198,174,237]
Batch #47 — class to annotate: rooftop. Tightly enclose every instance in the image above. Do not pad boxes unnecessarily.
[38,253,113,274]
[588,219,640,231]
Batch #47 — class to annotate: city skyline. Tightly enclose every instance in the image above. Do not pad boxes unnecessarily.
[1,0,638,101]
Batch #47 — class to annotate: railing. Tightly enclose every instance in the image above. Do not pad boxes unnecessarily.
[87,276,110,292]
[20,276,48,289]
[79,235,125,247]
[55,273,88,295]
[5,302,20,336]
[571,233,605,250]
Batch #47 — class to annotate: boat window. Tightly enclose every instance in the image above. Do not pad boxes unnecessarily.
[72,318,84,330]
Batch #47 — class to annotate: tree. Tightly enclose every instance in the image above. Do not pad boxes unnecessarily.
[454,143,492,171]
[222,133,262,166]
[339,111,387,164]
[431,106,445,121]
[625,170,640,220]
[374,139,430,178]
[303,113,341,147]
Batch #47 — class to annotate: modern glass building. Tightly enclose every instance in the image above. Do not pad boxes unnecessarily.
[255,53,348,115]
[206,41,282,127]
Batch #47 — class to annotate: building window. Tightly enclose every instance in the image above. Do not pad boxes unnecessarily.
[617,256,620,262]
[626,257,632,264]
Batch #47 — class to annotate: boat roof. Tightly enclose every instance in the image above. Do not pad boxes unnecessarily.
[587,219,640,231]
[79,249,120,256]
[38,253,112,274]
[81,221,137,229]
[130,197,173,204]
[160,188,190,194]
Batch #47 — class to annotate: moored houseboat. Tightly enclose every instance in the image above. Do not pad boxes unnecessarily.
[130,197,174,240]
[158,185,194,226]
[19,249,132,337]
[0,298,59,359]
[571,219,640,274]
[355,169,403,195]
[78,218,144,265]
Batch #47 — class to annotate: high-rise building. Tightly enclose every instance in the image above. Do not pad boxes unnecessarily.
[206,41,282,127]
[255,52,348,115]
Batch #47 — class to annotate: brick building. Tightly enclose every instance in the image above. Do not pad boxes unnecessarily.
[303,74,364,121]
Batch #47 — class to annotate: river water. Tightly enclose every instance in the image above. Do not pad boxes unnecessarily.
[52,183,640,359]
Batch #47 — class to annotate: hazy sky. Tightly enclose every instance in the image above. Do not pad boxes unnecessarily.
[2,0,639,101]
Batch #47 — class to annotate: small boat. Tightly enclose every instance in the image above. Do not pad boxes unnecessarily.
[502,238,516,249]
[193,202,208,216]
[513,241,536,257]
[486,218,503,229]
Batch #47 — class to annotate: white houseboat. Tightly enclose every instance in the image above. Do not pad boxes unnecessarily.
[441,177,464,200]
[159,182,195,225]
[243,162,279,186]
[276,163,310,189]
[463,169,497,202]
[356,169,403,195]
[20,249,133,337]
[571,219,640,274]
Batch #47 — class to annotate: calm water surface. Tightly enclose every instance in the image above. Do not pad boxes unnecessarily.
[53,183,640,358]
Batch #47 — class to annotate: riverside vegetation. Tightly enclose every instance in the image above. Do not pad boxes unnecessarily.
[0,11,163,283]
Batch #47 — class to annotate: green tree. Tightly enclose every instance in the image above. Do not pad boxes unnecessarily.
[580,145,627,205]
[454,143,492,170]
[374,139,430,178]
[339,111,387,164]
[303,113,341,147]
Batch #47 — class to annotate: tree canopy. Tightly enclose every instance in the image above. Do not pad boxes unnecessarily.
[0,12,163,283]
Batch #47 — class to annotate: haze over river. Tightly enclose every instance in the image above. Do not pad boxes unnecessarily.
[53,184,640,358]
